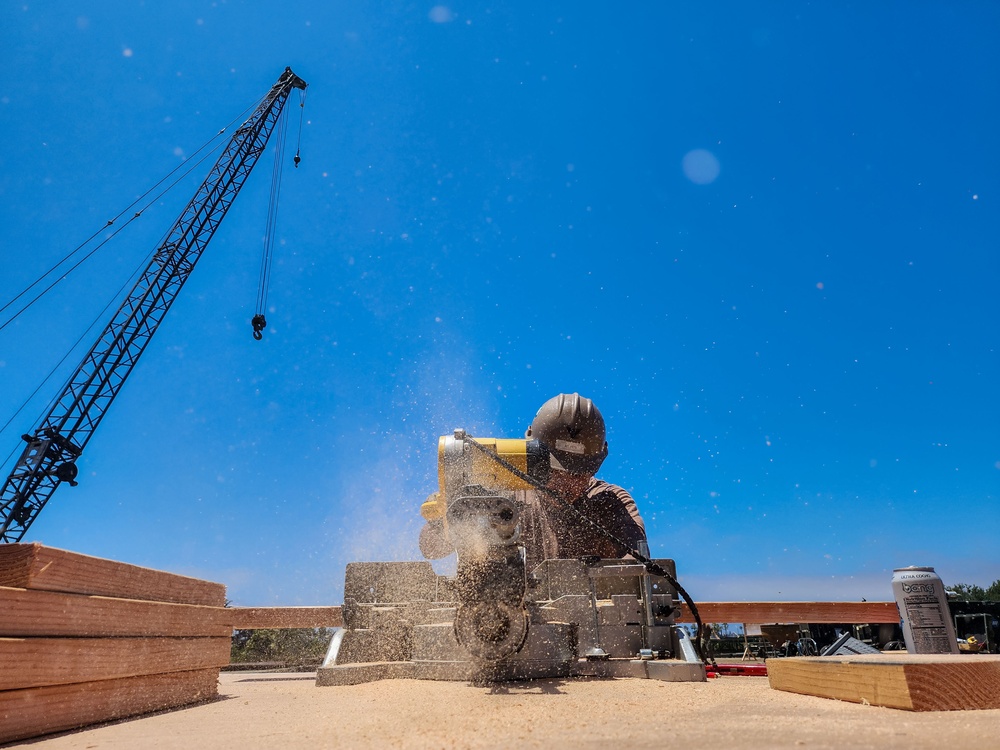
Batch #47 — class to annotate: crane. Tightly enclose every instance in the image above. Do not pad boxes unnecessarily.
[0,67,308,543]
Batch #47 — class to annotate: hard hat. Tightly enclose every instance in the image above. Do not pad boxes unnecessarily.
[525,393,608,475]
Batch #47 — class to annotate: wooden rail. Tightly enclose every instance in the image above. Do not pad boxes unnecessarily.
[227,606,342,629]
[676,601,899,624]
[223,601,899,630]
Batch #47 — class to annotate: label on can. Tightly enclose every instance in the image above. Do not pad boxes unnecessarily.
[891,566,959,654]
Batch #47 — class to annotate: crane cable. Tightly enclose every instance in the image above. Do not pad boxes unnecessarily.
[0,134,236,471]
[0,253,154,473]
[0,90,275,464]
[294,89,306,167]
[0,95,266,335]
[0,127,254,462]
[0,136,228,461]
[252,90,302,340]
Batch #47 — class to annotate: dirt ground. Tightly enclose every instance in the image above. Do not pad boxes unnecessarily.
[15,670,1000,750]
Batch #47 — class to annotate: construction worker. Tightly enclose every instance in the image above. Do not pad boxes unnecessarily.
[418,393,647,566]
[517,393,646,568]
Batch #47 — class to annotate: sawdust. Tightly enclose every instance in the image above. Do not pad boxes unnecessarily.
[18,671,1000,749]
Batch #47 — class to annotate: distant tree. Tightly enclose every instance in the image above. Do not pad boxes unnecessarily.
[231,628,254,654]
[949,580,1000,602]
[709,622,738,638]
[230,627,335,667]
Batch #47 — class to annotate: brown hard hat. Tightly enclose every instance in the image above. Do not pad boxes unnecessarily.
[525,393,609,475]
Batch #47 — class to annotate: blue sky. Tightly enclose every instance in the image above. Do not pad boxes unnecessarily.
[1,2,997,605]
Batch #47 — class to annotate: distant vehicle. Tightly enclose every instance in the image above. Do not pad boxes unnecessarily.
[957,635,988,653]
[951,602,1000,654]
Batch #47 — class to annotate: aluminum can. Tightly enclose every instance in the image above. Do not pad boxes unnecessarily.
[891,566,959,654]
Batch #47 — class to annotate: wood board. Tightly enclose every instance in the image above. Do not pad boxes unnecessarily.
[220,602,896,630]
[767,654,1000,711]
[0,586,233,637]
[676,601,899,624]
[0,636,231,691]
[0,668,219,745]
[227,603,895,630]
[0,543,225,606]
[227,606,342,629]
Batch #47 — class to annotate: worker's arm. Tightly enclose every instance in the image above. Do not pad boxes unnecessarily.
[587,479,646,552]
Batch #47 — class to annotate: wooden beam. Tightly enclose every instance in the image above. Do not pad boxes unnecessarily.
[676,601,899,624]
[767,654,1000,711]
[0,586,232,637]
[0,636,231,691]
[0,543,225,606]
[227,606,342,629]
[0,668,219,745]
[219,602,895,630]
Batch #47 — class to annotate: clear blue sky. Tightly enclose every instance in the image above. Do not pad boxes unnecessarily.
[1,2,997,605]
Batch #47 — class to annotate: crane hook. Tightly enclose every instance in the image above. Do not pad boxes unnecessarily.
[294,150,301,168]
[251,314,267,340]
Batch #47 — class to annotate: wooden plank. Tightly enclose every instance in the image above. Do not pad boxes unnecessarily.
[227,606,342,629]
[0,636,231,690]
[0,586,232,637]
[229,602,896,627]
[767,654,1000,711]
[0,668,219,745]
[0,543,225,606]
[676,601,899,624]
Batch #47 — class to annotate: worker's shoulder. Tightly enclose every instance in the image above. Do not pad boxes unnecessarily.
[587,478,634,502]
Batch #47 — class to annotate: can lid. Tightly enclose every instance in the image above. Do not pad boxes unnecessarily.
[893,566,936,573]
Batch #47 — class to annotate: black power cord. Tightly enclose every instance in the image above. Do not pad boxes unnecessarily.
[463,435,709,664]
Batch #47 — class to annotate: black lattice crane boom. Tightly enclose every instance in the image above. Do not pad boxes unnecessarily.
[0,67,307,542]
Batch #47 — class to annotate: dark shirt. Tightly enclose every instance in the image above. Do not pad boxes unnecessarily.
[518,478,646,570]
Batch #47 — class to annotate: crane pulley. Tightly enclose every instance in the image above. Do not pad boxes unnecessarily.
[0,67,308,543]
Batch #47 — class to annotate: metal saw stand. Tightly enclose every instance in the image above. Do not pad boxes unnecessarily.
[316,558,705,686]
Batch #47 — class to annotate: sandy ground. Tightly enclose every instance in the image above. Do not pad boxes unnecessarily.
[14,670,1000,750]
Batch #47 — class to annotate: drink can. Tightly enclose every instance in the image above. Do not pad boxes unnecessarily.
[891,566,959,654]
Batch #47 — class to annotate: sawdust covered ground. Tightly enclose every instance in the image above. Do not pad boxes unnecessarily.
[17,671,999,750]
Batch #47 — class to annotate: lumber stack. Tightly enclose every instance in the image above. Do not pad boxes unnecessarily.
[767,653,1000,711]
[0,543,231,744]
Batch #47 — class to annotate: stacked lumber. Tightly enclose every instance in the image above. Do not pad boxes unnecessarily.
[767,653,1000,711]
[0,543,231,744]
